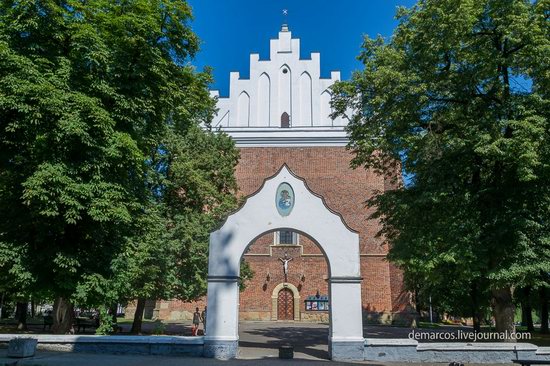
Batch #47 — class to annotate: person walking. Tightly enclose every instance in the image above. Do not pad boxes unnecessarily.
[201,306,207,335]
[192,307,201,336]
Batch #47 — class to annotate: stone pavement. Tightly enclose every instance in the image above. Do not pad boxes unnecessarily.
[0,350,507,366]
[238,321,329,359]
[0,321,517,365]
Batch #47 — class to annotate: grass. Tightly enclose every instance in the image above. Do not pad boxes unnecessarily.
[515,328,550,347]
[116,318,156,325]
[417,321,442,329]
[0,318,47,327]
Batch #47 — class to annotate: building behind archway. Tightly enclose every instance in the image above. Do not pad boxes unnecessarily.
[126,24,415,326]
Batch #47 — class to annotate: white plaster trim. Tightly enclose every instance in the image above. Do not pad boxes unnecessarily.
[301,253,325,257]
[330,336,366,342]
[221,127,349,147]
[364,338,418,346]
[207,164,363,347]
[416,342,538,351]
[243,243,302,257]
[245,250,386,257]
[360,253,388,257]
[208,165,359,277]
[204,336,239,342]
[243,237,324,258]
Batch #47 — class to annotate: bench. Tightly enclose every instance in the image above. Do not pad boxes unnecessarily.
[512,360,550,366]
[74,317,99,333]
[43,315,53,331]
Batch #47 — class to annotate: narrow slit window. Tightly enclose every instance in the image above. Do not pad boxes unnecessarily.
[281,112,290,128]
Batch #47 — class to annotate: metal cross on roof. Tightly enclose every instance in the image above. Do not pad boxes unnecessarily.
[282,9,288,17]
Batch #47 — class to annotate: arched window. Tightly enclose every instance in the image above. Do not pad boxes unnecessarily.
[281,112,290,128]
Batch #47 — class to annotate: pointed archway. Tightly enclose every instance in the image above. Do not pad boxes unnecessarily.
[204,165,364,361]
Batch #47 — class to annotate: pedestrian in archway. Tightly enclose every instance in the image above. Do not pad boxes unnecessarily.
[192,307,201,336]
[201,306,207,335]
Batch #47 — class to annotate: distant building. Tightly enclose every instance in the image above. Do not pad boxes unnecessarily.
[127,25,414,325]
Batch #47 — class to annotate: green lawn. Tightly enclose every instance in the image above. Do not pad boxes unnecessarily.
[0,317,45,326]
[116,318,156,324]
[417,321,442,329]
[514,327,550,347]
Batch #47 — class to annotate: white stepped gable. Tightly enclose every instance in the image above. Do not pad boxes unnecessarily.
[210,25,349,147]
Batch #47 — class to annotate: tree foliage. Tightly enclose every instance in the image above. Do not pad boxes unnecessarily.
[332,0,550,335]
[0,0,239,332]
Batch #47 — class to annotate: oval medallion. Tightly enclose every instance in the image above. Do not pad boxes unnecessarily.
[276,182,294,217]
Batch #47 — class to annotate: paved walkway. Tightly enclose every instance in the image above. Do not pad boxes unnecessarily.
[0,321,516,365]
[0,350,503,366]
[239,321,329,359]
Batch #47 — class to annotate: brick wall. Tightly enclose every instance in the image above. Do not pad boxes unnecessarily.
[240,233,330,321]
[127,146,414,324]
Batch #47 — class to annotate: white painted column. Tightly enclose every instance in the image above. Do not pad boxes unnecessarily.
[329,278,365,360]
[204,276,240,359]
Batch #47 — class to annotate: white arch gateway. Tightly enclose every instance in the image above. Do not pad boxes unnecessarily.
[204,165,364,360]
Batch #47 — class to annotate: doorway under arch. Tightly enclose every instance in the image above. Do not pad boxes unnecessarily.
[277,287,294,320]
[271,282,300,321]
[204,165,364,361]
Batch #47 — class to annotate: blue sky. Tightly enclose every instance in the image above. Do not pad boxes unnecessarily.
[187,0,416,97]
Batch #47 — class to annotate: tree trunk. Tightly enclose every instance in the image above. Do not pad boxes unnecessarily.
[521,303,534,332]
[51,297,74,334]
[470,282,482,333]
[110,304,118,324]
[520,287,535,332]
[130,298,146,334]
[492,287,516,340]
[541,287,549,334]
[109,304,118,332]
[472,310,482,333]
[15,302,27,331]
[414,287,421,315]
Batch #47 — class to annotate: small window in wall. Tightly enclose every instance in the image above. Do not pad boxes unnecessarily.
[275,230,298,245]
[281,112,290,128]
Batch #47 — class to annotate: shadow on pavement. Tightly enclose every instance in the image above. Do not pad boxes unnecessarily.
[240,324,329,360]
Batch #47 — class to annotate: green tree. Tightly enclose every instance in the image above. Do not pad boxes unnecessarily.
[332,0,550,337]
[117,124,240,334]
[0,0,237,333]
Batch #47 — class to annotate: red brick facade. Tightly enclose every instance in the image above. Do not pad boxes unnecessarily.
[128,146,414,324]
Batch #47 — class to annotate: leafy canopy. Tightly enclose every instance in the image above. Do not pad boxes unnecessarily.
[0,0,238,310]
[332,0,550,317]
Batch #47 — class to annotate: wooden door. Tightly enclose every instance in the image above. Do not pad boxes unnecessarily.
[277,288,294,320]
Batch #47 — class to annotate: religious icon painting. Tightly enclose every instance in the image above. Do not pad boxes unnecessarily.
[276,182,294,216]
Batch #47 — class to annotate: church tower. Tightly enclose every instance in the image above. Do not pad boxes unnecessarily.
[146,25,414,326]
[210,24,348,146]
